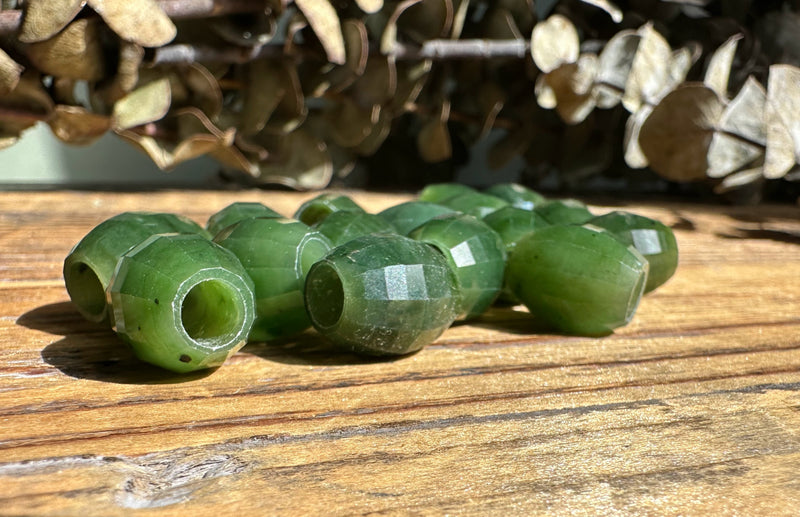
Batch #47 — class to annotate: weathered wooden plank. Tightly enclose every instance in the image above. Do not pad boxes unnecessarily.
[0,191,798,515]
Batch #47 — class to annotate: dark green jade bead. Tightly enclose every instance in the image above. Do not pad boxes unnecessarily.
[438,192,510,219]
[409,214,506,320]
[507,225,649,336]
[418,183,476,204]
[63,212,209,324]
[534,199,594,225]
[377,201,457,235]
[313,210,397,247]
[304,234,459,356]
[206,202,282,237]
[484,183,545,211]
[214,217,333,342]
[109,234,256,373]
[294,193,365,226]
[588,211,678,293]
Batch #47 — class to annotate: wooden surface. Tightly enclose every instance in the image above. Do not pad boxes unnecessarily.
[1,190,799,516]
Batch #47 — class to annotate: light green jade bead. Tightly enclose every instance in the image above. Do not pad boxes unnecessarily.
[305,234,459,356]
[294,193,365,226]
[484,183,546,210]
[313,210,397,246]
[63,212,210,324]
[507,224,649,336]
[214,217,333,342]
[206,202,282,237]
[109,233,256,373]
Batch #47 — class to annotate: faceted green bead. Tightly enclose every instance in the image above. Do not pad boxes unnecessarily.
[109,234,255,373]
[377,201,458,235]
[438,191,510,218]
[206,202,282,237]
[506,225,648,336]
[313,211,397,247]
[534,199,594,225]
[484,183,545,211]
[304,234,459,356]
[294,193,365,226]
[214,217,333,342]
[409,214,506,320]
[588,211,678,293]
[418,183,476,203]
[63,212,209,324]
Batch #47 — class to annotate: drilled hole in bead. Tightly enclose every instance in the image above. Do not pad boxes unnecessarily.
[305,263,344,328]
[65,261,106,321]
[180,279,242,344]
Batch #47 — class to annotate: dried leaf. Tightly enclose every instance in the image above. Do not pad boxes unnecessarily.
[595,30,639,109]
[399,0,454,43]
[324,97,379,148]
[115,129,173,169]
[622,24,672,113]
[0,71,55,130]
[535,55,598,125]
[351,56,397,107]
[241,60,286,134]
[48,105,111,145]
[715,166,764,192]
[764,64,800,179]
[255,129,333,189]
[263,63,308,134]
[323,19,370,94]
[353,107,392,155]
[102,42,144,104]
[531,14,580,74]
[639,84,724,181]
[706,133,763,179]
[0,48,23,95]
[356,0,384,13]
[578,0,623,22]
[704,34,742,99]
[19,0,86,43]
[295,0,346,65]
[624,105,653,168]
[210,11,276,47]
[181,63,223,119]
[418,104,452,162]
[451,0,470,39]
[25,18,105,81]
[489,127,532,170]
[87,0,176,47]
[112,78,171,130]
[381,0,423,54]
[390,59,431,112]
[477,81,505,138]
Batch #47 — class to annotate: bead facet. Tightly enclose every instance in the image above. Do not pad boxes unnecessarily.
[378,201,457,235]
[305,234,459,355]
[109,233,255,372]
[206,202,282,237]
[214,217,333,342]
[409,214,506,319]
[507,224,649,336]
[64,212,209,323]
[589,211,678,292]
[294,193,364,226]
[438,191,510,218]
[484,183,545,210]
[534,199,594,225]
[313,211,397,246]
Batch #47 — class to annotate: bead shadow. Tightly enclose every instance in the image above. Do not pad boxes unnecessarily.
[456,306,560,336]
[20,302,213,384]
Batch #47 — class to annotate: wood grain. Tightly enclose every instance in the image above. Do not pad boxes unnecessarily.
[1,190,799,516]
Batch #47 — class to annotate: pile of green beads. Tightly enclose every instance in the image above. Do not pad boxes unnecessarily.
[64,184,678,373]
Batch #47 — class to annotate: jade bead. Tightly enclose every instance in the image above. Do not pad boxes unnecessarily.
[109,233,256,373]
[506,224,649,336]
[214,217,333,342]
[438,192,510,218]
[588,211,678,293]
[206,202,282,237]
[534,199,594,225]
[304,234,459,356]
[377,201,457,235]
[484,183,545,211]
[418,183,476,204]
[313,211,397,247]
[64,212,209,324]
[409,214,506,320]
[294,193,365,226]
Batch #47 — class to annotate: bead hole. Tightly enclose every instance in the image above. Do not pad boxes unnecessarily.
[305,263,344,329]
[181,279,242,345]
[65,261,106,321]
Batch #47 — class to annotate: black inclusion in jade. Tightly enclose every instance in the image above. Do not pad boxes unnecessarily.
[377,201,457,235]
[304,234,459,356]
[484,183,546,211]
[588,211,678,293]
[437,191,510,219]
[206,202,282,237]
[214,217,333,342]
[534,199,594,225]
[313,211,397,247]
[63,212,210,324]
[109,234,255,373]
[294,193,365,226]
[408,214,506,320]
[417,183,476,204]
[506,225,649,336]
